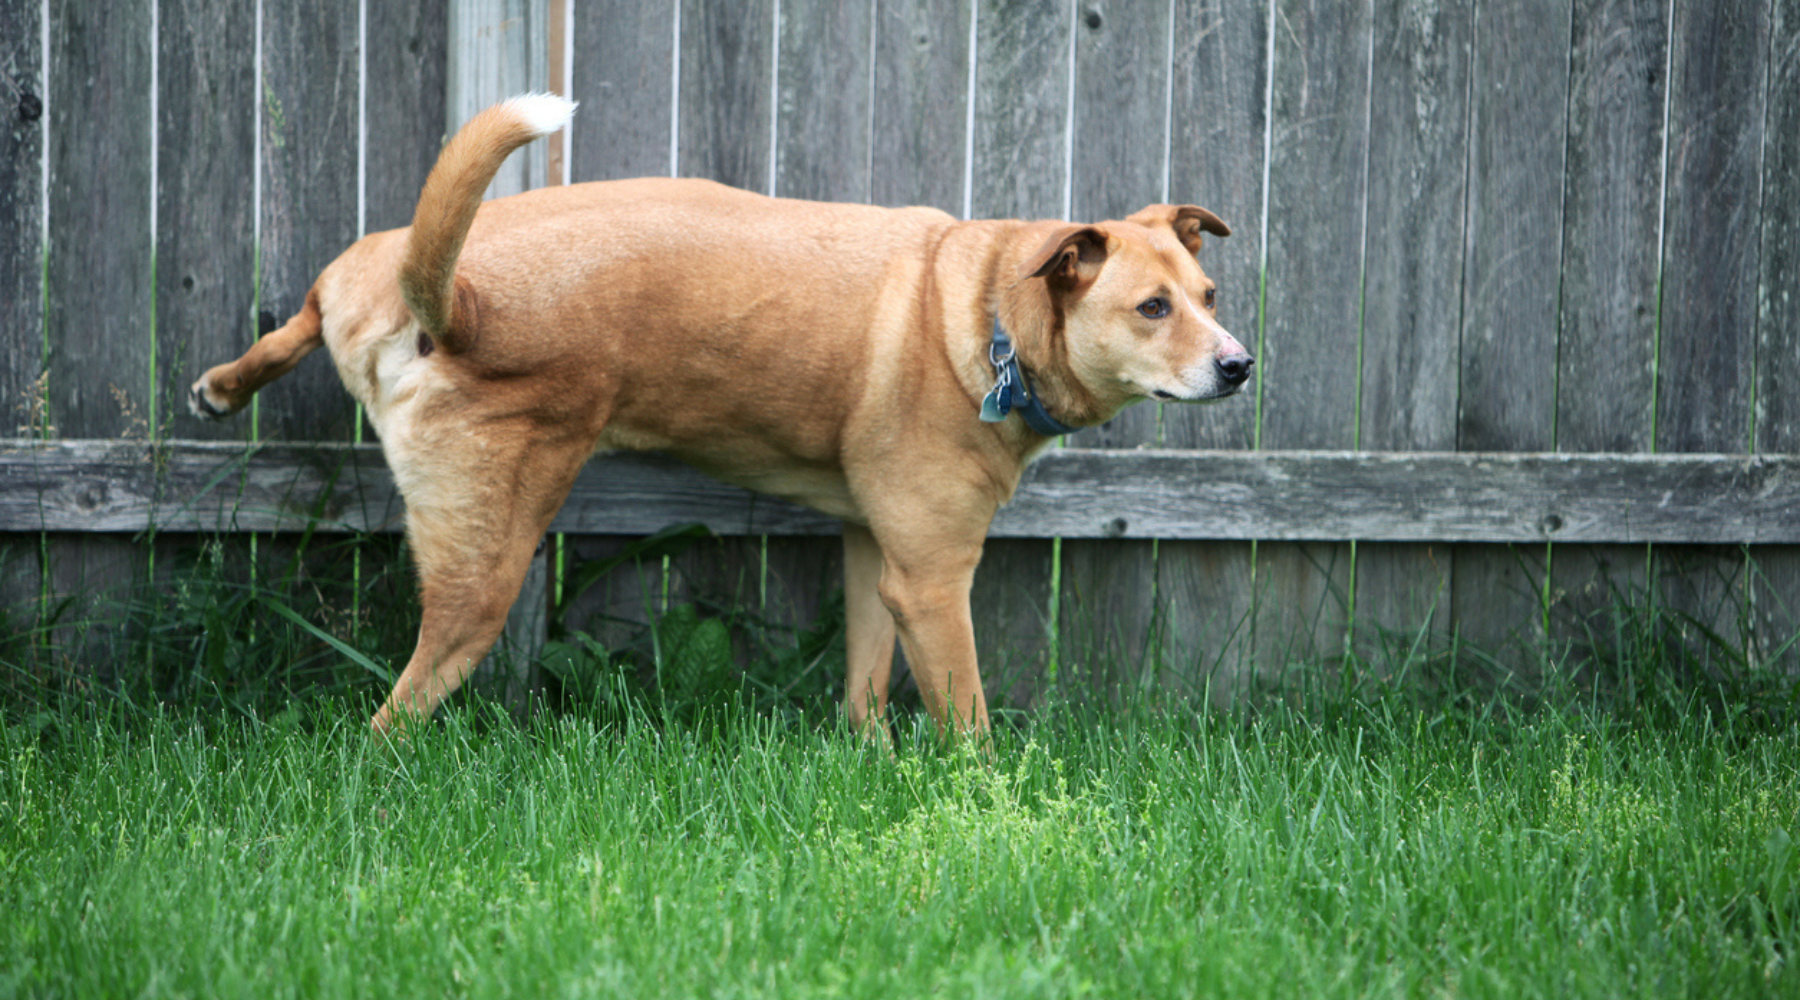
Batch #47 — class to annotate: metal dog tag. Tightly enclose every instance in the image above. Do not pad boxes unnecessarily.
[980,373,1013,422]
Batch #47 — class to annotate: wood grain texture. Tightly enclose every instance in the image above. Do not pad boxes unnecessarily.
[1,0,44,435]
[970,0,1070,221]
[257,0,361,443]
[571,0,675,182]
[447,0,549,200]
[157,0,256,445]
[15,442,1800,543]
[1547,0,1666,659]
[1452,0,1571,665]
[1157,0,1268,699]
[367,1,450,232]
[678,0,773,191]
[43,0,154,667]
[968,0,1070,707]
[1751,0,1800,669]
[1652,0,1769,662]
[1254,0,1371,667]
[45,0,153,439]
[1354,0,1470,651]
[0,0,44,642]
[1059,0,1177,698]
[776,0,873,204]
[871,0,970,214]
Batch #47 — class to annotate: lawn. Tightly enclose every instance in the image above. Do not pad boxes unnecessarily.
[3,690,1796,999]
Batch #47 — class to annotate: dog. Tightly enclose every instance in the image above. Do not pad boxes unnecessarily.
[191,95,1252,737]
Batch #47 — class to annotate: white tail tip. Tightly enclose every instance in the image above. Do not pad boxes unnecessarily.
[503,92,578,138]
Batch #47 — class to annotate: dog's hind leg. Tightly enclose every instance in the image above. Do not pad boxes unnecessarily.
[189,288,325,419]
[369,434,587,736]
[842,523,897,736]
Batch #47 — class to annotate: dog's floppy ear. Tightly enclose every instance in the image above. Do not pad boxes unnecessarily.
[1018,225,1111,287]
[1127,204,1231,255]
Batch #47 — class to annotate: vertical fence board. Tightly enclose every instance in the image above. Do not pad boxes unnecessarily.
[1752,0,1800,669]
[448,0,549,200]
[44,0,154,671]
[367,2,450,233]
[1547,0,1666,660]
[1653,0,1768,662]
[968,0,1069,708]
[257,0,361,443]
[157,0,256,444]
[1058,0,1173,700]
[0,0,44,652]
[678,0,773,189]
[571,0,674,183]
[1355,0,1471,660]
[872,0,970,214]
[1451,0,1570,667]
[1252,0,1370,673]
[1158,0,1267,705]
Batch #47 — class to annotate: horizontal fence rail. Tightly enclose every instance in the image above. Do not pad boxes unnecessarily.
[6,439,1799,545]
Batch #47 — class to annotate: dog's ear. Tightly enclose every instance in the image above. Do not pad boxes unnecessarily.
[1127,204,1231,254]
[1018,225,1111,287]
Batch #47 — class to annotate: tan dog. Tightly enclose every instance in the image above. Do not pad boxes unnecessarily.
[191,95,1252,737]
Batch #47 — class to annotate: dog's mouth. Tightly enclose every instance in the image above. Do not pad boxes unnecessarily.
[1151,385,1241,403]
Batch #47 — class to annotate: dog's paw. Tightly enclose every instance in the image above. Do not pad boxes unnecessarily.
[189,380,231,420]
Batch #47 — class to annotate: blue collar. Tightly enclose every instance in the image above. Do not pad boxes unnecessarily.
[979,317,1079,437]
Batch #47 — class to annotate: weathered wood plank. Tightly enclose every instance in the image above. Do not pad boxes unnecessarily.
[968,0,1069,707]
[43,0,154,671]
[871,0,970,214]
[570,0,674,182]
[366,1,450,232]
[0,0,45,651]
[775,0,872,204]
[1452,0,1571,665]
[1546,0,1667,658]
[1254,0,1371,669]
[1653,0,1770,665]
[1060,0,1176,699]
[970,0,1069,221]
[447,0,549,200]
[1158,0,1268,703]
[1751,0,1800,669]
[14,441,1800,544]
[257,0,362,443]
[1354,0,1471,655]
[1,0,44,436]
[157,0,257,445]
[677,0,773,191]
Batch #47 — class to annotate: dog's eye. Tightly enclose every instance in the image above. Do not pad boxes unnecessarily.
[1137,297,1170,319]
[1204,288,1218,309]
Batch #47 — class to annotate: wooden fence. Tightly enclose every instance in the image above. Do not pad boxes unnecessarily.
[2,0,1797,705]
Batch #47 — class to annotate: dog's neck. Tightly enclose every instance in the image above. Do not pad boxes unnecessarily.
[994,281,1106,433]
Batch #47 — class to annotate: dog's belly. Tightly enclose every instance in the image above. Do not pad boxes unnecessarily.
[594,423,862,523]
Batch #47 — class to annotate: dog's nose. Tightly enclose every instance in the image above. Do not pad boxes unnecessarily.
[1215,351,1254,386]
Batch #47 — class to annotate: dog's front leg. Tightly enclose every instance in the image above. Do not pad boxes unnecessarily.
[868,525,990,737]
[842,523,897,736]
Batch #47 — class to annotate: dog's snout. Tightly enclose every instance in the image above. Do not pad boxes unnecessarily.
[1215,351,1254,386]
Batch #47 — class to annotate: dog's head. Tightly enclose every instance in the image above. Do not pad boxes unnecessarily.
[1007,204,1251,423]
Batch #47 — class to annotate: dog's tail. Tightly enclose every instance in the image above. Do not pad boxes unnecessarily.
[399,93,577,354]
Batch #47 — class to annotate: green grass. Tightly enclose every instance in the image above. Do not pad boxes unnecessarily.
[4,531,1800,997]
[1,693,1796,999]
